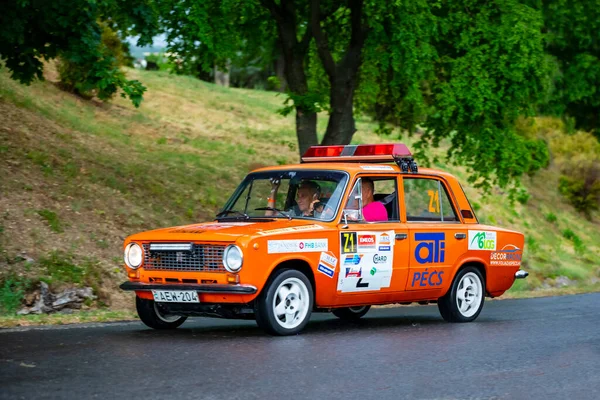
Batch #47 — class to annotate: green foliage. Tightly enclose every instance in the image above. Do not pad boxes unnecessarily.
[550,131,600,218]
[545,212,557,223]
[562,229,585,255]
[37,209,63,233]
[0,274,32,314]
[0,0,157,107]
[38,251,102,287]
[516,188,531,205]
[542,0,600,135]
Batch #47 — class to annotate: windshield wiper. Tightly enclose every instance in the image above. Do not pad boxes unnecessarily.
[216,210,250,219]
[254,207,292,220]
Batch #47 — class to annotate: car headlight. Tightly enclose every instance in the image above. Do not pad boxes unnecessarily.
[124,243,143,269]
[223,244,243,273]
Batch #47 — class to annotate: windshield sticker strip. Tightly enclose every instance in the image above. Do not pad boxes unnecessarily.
[257,224,325,236]
[267,239,328,254]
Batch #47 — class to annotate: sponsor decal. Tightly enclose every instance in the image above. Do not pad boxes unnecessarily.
[257,224,324,236]
[169,222,254,233]
[338,230,395,293]
[317,251,338,278]
[358,234,376,250]
[468,231,497,250]
[360,165,394,171]
[414,232,446,264]
[319,252,338,268]
[340,232,358,254]
[344,254,363,265]
[318,264,335,278]
[372,254,387,264]
[267,239,328,254]
[410,269,444,287]
[490,244,522,266]
[379,233,391,246]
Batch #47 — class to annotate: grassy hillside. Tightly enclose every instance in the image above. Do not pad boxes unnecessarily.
[1,66,599,320]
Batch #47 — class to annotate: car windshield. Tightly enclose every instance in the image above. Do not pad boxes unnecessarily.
[218,170,348,221]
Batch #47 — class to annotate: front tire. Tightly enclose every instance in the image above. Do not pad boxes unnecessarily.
[332,306,371,321]
[438,267,485,322]
[136,297,187,329]
[255,269,314,336]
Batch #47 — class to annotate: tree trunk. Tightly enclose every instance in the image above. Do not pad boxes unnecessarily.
[296,109,318,155]
[321,77,356,145]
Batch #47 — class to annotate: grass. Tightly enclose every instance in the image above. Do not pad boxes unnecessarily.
[0,64,599,326]
[0,309,138,328]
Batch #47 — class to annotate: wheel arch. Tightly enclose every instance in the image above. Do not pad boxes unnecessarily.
[261,258,316,298]
[445,260,487,296]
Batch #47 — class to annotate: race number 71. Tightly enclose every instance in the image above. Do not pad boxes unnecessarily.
[341,232,357,254]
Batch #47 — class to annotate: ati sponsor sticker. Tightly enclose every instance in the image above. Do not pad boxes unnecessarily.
[410,269,444,287]
[358,234,376,249]
[468,231,497,250]
[490,244,522,266]
[344,254,363,265]
[267,239,328,254]
[414,232,445,264]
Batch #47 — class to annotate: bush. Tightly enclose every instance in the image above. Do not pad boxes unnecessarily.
[550,131,600,219]
[562,229,585,255]
[545,212,557,223]
[58,22,146,107]
[0,274,32,314]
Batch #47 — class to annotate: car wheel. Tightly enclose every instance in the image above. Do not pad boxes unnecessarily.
[255,269,314,336]
[332,305,371,321]
[438,267,485,322]
[136,296,187,329]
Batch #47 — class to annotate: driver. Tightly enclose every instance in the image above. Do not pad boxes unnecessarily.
[286,181,322,217]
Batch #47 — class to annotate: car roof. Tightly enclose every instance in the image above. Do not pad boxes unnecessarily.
[251,162,458,181]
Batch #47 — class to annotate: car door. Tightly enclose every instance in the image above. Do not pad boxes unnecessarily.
[335,174,410,297]
[402,176,466,291]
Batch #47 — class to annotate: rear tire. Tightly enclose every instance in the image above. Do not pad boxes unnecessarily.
[136,297,187,329]
[255,269,314,336]
[438,266,485,322]
[332,305,371,321]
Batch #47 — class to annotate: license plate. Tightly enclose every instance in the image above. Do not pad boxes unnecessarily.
[152,290,199,303]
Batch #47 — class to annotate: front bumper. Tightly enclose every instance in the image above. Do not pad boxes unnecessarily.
[120,281,257,294]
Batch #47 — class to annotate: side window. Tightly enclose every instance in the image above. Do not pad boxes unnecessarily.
[342,176,399,222]
[403,178,458,222]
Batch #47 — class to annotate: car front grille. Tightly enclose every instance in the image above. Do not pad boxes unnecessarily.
[143,243,226,272]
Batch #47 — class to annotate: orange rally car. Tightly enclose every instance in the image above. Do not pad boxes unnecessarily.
[120,143,528,335]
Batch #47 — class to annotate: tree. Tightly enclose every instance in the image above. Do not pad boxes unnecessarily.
[541,0,600,138]
[0,0,158,107]
[158,0,550,189]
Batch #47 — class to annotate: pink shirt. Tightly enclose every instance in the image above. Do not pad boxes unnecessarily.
[363,201,388,222]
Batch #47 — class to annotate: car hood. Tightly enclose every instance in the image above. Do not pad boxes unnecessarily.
[126,219,331,243]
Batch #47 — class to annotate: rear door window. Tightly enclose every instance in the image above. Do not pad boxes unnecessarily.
[403,178,458,222]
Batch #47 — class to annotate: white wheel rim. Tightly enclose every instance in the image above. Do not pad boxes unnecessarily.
[154,303,182,323]
[272,277,310,330]
[455,272,483,318]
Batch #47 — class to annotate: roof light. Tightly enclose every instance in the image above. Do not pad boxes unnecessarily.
[302,143,412,164]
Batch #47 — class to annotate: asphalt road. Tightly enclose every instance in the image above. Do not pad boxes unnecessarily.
[1,293,599,400]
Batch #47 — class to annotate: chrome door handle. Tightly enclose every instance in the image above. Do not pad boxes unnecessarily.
[455,233,466,239]
[395,233,407,240]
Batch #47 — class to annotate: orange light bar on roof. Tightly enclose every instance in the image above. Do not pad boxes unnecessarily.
[301,143,412,163]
